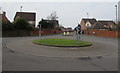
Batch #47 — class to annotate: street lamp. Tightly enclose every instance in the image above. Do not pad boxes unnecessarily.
[20,6,23,12]
[115,5,117,23]
[87,13,89,18]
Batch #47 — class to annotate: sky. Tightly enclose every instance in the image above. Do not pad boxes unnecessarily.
[118,1,120,21]
[1,1,119,28]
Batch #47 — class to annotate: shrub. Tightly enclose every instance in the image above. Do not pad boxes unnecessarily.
[38,20,54,29]
[13,18,34,30]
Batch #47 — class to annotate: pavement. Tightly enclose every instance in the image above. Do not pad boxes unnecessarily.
[2,33,119,71]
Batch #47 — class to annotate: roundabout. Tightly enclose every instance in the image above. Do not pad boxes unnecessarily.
[6,34,118,58]
[33,39,92,47]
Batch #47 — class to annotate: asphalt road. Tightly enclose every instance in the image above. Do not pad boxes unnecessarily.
[2,33,119,71]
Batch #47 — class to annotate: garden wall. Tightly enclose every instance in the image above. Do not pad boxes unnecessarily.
[2,30,31,37]
[84,29,120,38]
[2,29,62,37]
[42,29,62,35]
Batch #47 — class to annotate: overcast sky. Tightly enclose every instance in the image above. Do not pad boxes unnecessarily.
[1,1,119,28]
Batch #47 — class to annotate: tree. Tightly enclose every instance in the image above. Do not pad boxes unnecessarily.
[38,19,54,29]
[47,11,58,20]
[13,18,34,30]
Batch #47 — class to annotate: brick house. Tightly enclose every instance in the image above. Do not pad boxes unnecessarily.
[80,18,117,30]
[97,20,117,29]
[1,12,11,23]
[14,12,36,28]
[92,21,107,29]
[80,18,97,30]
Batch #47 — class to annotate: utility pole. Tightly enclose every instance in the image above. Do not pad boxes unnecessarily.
[115,5,117,24]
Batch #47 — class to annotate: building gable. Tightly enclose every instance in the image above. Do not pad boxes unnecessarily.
[14,12,36,21]
[85,21,92,27]
[14,12,36,28]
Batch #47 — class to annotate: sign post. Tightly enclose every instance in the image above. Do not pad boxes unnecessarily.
[76,24,81,44]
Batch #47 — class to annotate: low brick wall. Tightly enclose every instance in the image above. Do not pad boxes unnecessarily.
[2,30,31,37]
[31,29,39,36]
[84,29,120,38]
[2,29,63,37]
[41,29,62,35]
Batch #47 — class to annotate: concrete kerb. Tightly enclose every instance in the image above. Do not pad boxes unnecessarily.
[32,42,93,48]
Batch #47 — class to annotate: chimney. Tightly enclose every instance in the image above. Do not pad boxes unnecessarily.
[3,11,6,16]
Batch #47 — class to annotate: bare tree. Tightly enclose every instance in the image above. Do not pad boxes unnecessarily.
[47,11,58,20]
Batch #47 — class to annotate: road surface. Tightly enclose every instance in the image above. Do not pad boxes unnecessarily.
[2,33,118,71]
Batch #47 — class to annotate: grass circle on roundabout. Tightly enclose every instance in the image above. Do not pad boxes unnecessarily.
[33,39,92,47]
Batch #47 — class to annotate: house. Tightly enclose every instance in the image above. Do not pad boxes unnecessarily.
[66,27,73,32]
[1,12,11,23]
[38,18,59,29]
[80,18,117,30]
[80,18,97,30]
[14,12,36,28]
[98,20,117,29]
[92,21,107,29]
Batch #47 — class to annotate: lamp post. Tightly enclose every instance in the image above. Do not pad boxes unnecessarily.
[115,5,117,23]
[20,6,23,12]
[87,13,89,18]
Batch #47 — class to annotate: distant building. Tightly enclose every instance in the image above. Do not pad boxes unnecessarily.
[38,18,59,29]
[93,21,107,29]
[97,20,116,29]
[14,12,36,28]
[80,18,97,30]
[66,27,73,32]
[80,18,117,30]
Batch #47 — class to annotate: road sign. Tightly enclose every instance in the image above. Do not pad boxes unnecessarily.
[76,24,81,44]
